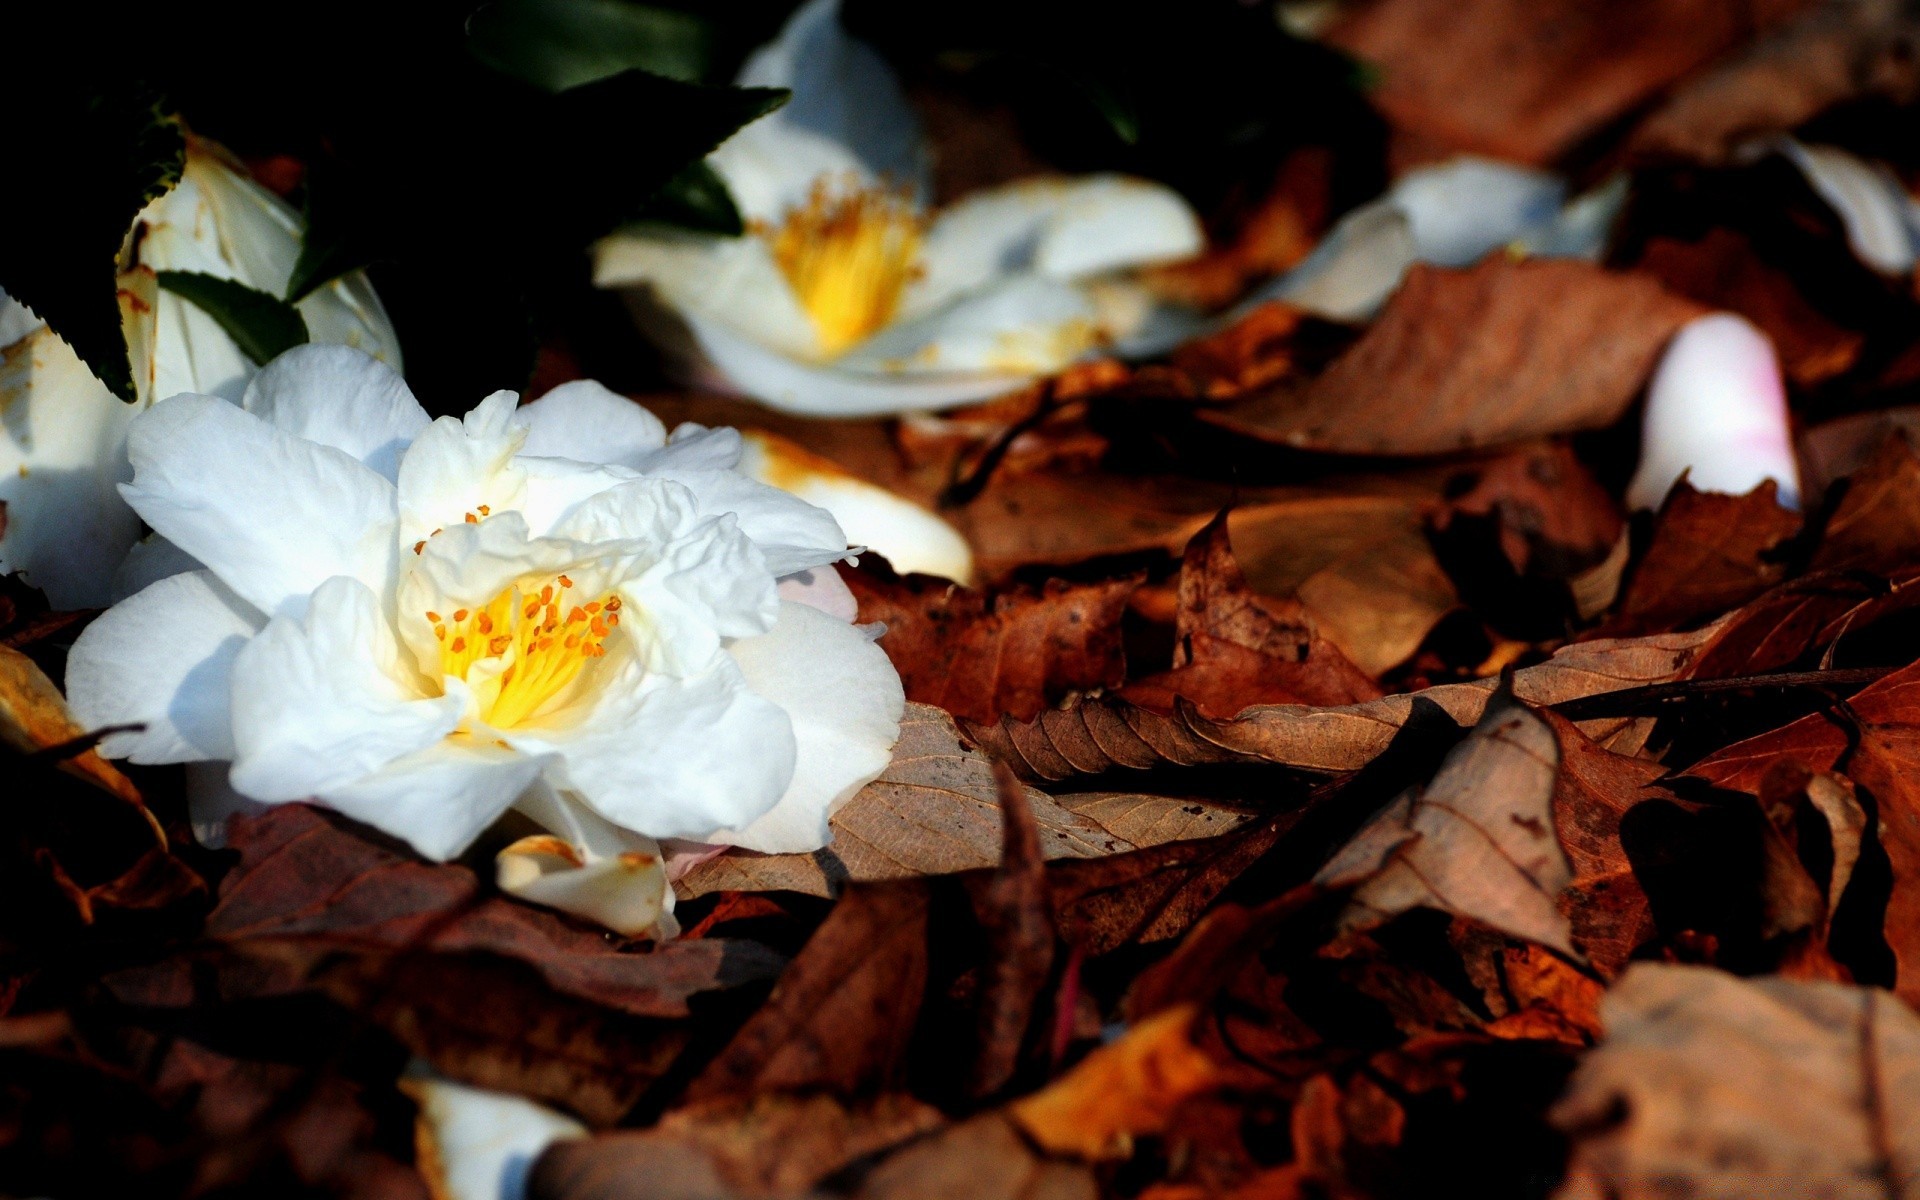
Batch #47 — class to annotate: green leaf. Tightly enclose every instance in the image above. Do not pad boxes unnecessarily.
[289,69,786,301]
[0,85,183,401]
[468,0,711,90]
[155,271,309,365]
[628,159,744,235]
[1066,70,1140,146]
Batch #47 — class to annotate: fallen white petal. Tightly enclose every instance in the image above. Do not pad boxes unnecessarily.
[1769,138,1917,276]
[406,1074,585,1200]
[1627,313,1801,511]
[740,430,973,582]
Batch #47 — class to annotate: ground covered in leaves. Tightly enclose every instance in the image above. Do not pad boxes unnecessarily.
[10,0,1920,1197]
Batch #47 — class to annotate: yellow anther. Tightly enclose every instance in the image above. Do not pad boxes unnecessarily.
[767,179,923,357]
[478,504,491,516]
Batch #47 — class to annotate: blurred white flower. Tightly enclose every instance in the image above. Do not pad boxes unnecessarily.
[0,138,400,608]
[1627,312,1801,511]
[66,349,905,926]
[1255,156,1627,322]
[593,0,1204,416]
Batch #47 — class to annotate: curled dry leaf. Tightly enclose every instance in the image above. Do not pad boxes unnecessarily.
[972,621,1722,781]
[1009,1004,1222,1161]
[1687,656,1920,1003]
[844,557,1137,724]
[0,643,143,811]
[1202,259,1706,456]
[1628,0,1920,164]
[1552,963,1920,1200]
[678,705,1253,900]
[1327,0,1814,166]
[1316,688,1575,956]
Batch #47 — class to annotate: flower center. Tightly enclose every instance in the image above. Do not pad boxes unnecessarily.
[766,180,923,356]
[427,575,620,729]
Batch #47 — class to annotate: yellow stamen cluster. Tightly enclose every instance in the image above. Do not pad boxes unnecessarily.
[766,180,924,356]
[428,574,621,729]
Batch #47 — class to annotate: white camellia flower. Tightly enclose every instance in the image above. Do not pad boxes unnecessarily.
[0,138,400,608]
[593,0,1204,416]
[66,346,905,931]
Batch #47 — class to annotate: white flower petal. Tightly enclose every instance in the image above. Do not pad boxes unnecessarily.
[511,378,667,467]
[228,576,463,802]
[510,653,795,842]
[715,600,903,853]
[910,175,1202,317]
[593,232,820,360]
[1264,201,1418,321]
[712,0,924,222]
[120,394,399,618]
[638,465,849,577]
[407,1076,585,1200]
[841,274,1103,376]
[1770,138,1918,275]
[739,430,972,582]
[111,535,204,601]
[242,345,429,480]
[1391,156,1567,267]
[515,456,638,539]
[66,569,262,764]
[498,787,673,937]
[318,738,547,863]
[0,326,145,608]
[1628,313,1801,511]
[638,423,746,474]
[778,566,859,621]
[396,391,529,548]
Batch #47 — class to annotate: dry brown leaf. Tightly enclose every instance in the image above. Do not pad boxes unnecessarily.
[972,621,1720,781]
[678,705,1252,899]
[963,764,1057,1099]
[1811,431,1920,576]
[844,559,1137,724]
[1686,657,1920,1002]
[1123,514,1382,717]
[1009,1004,1222,1160]
[1225,499,1457,678]
[684,880,929,1104]
[1613,480,1801,634]
[530,1095,946,1200]
[0,643,142,810]
[853,1113,1096,1200]
[1801,406,1920,502]
[1328,0,1812,166]
[1551,963,1920,1200]
[1146,148,1336,311]
[1316,689,1575,955]
[1201,260,1705,457]
[1631,228,1865,387]
[1628,0,1920,165]
[1543,711,1667,978]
